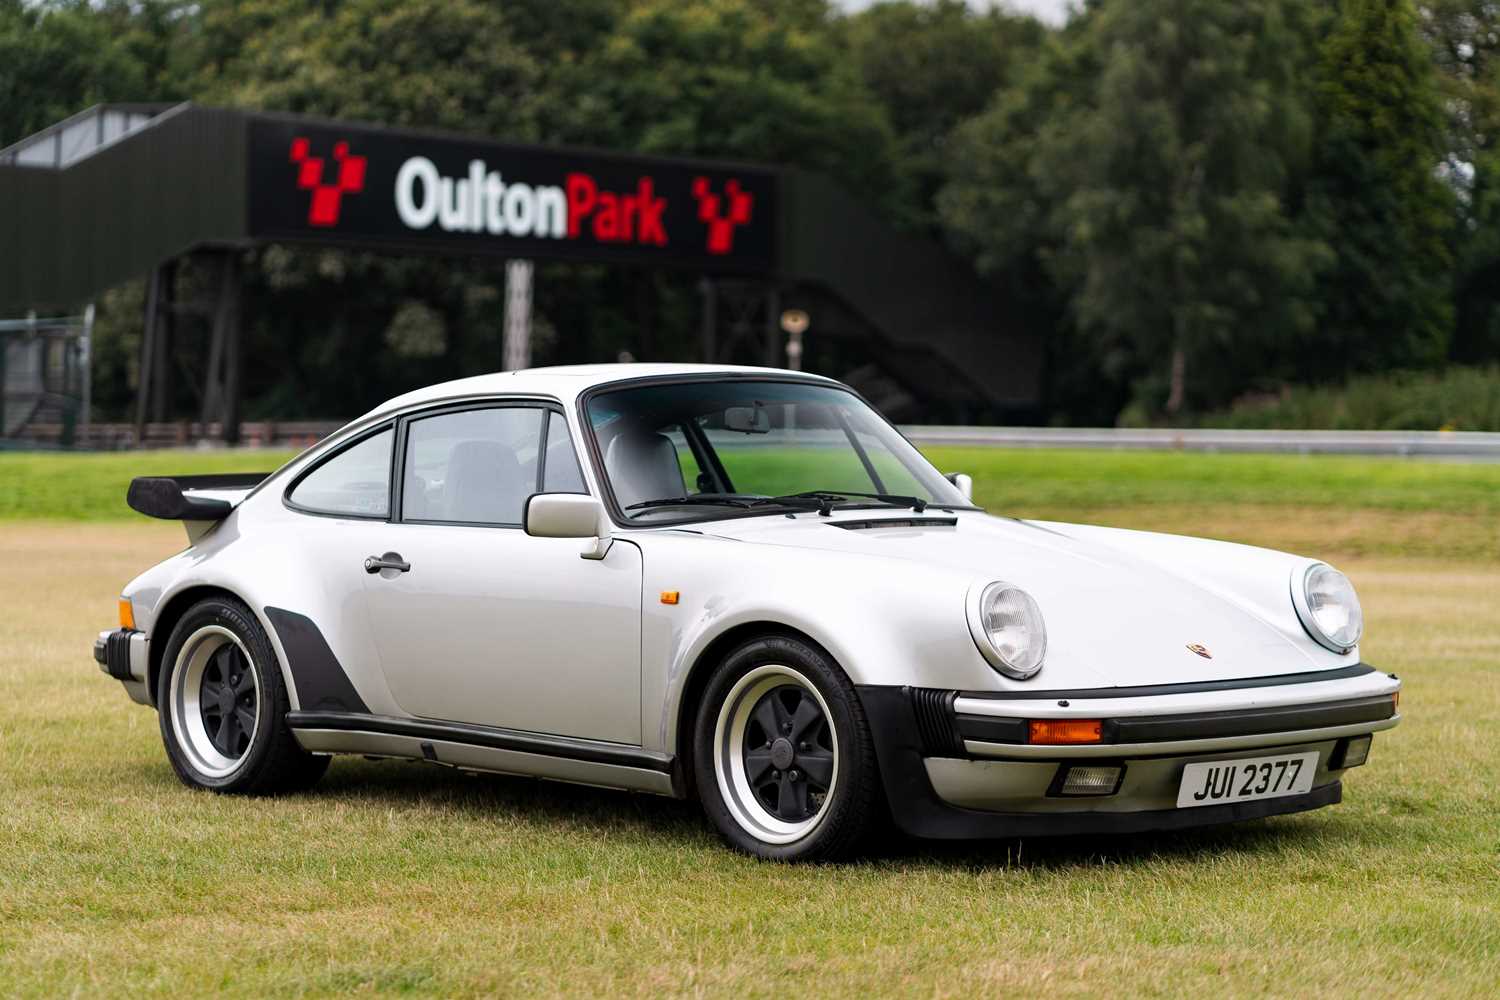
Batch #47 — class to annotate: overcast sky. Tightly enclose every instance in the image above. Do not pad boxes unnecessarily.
[832,0,1074,26]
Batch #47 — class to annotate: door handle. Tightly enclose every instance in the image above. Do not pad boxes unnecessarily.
[364,552,411,575]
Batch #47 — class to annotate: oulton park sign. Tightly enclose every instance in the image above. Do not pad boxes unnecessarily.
[247,120,777,272]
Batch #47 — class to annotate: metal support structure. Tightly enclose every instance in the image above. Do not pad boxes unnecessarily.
[200,250,244,443]
[699,278,717,363]
[503,259,533,371]
[80,303,94,433]
[135,266,161,443]
[151,260,176,423]
[221,254,243,444]
[698,278,780,366]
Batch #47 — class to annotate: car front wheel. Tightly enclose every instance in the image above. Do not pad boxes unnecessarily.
[157,596,329,794]
[693,635,881,860]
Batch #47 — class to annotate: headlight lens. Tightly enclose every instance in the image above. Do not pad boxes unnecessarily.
[1295,563,1363,652]
[968,582,1047,679]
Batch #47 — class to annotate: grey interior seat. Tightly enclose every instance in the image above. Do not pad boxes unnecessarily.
[604,430,686,509]
[443,439,527,523]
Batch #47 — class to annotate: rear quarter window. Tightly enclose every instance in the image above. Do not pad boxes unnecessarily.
[286,426,394,517]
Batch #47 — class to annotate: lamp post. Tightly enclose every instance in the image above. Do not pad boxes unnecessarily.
[780,309,810,371]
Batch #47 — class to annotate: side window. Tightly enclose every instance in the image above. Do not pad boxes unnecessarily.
[287,427,394,517]
[402,407,544,525]
[542,412,587,493]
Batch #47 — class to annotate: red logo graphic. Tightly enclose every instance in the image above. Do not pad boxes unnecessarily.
[692,177,753,254]
[289,137,366,227]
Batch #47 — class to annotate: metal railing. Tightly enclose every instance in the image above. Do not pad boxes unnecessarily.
[10,419,1500,457]
[899,425,1500,459]
[0,103,177,169]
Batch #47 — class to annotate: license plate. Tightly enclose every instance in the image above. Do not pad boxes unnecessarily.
[1176,751,1318,808]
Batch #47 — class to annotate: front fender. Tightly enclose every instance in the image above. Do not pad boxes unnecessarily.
[634,531,994,755]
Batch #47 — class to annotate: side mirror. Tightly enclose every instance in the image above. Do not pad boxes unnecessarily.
[524,493,613,560]
[945,472,973,502]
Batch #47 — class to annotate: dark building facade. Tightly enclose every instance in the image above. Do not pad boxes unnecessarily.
[1,104,1041,437]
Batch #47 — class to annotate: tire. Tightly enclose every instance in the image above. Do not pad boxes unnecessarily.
[693,635,881,861]
[156,596,330,794]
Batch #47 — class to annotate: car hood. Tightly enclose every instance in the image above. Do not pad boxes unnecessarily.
[693,510,1344,689]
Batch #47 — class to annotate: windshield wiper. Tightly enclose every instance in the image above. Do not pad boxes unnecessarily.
[763,490,930,513]
[624,494,757,511]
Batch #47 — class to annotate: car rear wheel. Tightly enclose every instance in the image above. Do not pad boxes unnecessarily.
[158,596,329,794]
[693,635,881,860]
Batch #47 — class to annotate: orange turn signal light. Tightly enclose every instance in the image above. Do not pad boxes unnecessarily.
[659,591,680,605]
[118,598,135,631]
[1028,719,1103,745]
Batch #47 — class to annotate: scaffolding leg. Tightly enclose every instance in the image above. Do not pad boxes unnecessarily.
[699,278,717,363]
[135,266,162,446]
[201,251,243,443]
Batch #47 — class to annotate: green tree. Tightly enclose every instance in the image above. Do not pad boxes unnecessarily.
[946,0,1326,418]
[567,0,898,204]
[191,0,549,138]
[1305,0,1454,374]
[842,0,1044,230]
[1422,0,1500,361]
[939,21,1125,423]
[0,0,183,146]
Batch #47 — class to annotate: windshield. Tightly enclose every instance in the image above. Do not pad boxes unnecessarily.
[585,379,971,521]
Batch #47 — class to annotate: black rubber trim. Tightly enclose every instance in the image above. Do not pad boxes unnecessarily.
[856,684,1344,839]
[955,713,1028,744]
[286,711,674,772]
[95,627,136,679]
[910,687,965,755]
[958,663,1377,701]
[1107,695,1394,744]
[957,694,1396,747]
[264,607,371,714]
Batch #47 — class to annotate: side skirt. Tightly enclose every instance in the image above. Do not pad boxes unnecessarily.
[288,711,679,797]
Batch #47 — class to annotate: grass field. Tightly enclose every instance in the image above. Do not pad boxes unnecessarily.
[2,449,1497,996]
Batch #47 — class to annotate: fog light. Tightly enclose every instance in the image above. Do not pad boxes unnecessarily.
[1333,735,1372,769]
[1056,764,1123,796]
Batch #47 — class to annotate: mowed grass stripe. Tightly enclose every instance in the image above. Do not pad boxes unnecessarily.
[5,445,1500,519]
[1,510,1498,996]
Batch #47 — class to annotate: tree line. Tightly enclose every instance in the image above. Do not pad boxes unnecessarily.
[2,0,1496,424]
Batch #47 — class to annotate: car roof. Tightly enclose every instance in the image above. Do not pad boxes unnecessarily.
[364,363,840,419]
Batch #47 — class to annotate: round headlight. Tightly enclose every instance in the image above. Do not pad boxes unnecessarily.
[967,582,1047,679]
[1293,563,1363,652]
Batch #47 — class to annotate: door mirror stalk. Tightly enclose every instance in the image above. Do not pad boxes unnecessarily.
[945,472,973,502]
[524,494,614,560]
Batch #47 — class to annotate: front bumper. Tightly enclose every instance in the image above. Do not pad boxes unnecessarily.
[857,666,1400,840]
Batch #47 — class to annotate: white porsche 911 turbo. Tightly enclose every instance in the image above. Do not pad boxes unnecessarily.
[95,364,1400,860]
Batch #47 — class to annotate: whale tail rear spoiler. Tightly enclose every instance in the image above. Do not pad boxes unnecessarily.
[126,473,270,540]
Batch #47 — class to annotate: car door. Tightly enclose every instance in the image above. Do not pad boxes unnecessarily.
[356,402,643,745]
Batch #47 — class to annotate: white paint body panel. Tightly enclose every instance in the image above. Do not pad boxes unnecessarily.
[109,364,1392,806]
[359,524,643,743]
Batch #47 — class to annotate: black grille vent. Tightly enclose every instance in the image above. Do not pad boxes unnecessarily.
[830,516,958,531]
[909,687,963,756]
